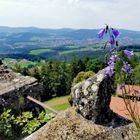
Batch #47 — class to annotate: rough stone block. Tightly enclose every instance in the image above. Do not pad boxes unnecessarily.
[71,69,126,125]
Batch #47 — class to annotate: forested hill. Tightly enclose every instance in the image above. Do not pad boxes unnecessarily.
[0,26,140,58]
[0,26,140,39]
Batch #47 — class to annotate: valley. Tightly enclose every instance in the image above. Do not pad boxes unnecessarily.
[0,26,140,61]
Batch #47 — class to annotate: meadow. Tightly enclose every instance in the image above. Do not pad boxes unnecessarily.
[134,52,140,57]
[27,45,104,60]
[45,95,71,111]
[29,49,55,55]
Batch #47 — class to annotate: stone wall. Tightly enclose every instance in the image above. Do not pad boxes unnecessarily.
[24,109,138,140]
[0,63,44,115]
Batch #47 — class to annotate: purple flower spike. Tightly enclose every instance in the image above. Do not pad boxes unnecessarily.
[110,36,115,46]
[124,50,133,58]
[108,61,114,67]
[108,55,118,66]
[112,28,120,37]
[105,66,114,77]
[97,29,105,39]
[110,55,118,62]
[122,62,133,74]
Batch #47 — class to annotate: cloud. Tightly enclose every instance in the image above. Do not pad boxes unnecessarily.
[0,0,139,30]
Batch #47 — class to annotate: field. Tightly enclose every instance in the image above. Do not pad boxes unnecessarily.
[29,45,102,55]
[45,95,71,111]
[64,45,81,49]
[29,49,55,55]
[3,58,36,68]
[134,52,140,57]
[28,45,104,60]
[59,47,94,55]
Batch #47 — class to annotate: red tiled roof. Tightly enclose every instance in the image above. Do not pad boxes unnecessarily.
[110,96,140,120]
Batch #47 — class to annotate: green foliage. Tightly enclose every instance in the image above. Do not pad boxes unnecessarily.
[70,58,86,80]
[43,61,70,97]
[85,58,106,73]
[15,111,55,135]
[22,118,41,134]
[133,64,140,85]
[9,61,36,70]
[14,112,33,126]
[0,109,55,138]
[73,71,95,85]
[0,109,15,137]
[38,112,55,123]
[115,51,139,84]
[29,66,41,80]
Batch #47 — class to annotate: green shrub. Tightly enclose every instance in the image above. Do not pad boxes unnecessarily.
[0,109,15,137]
[0,109,55,138]
[73,71,95,85]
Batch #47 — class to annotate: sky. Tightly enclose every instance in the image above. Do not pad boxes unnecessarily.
[0,0,140,30]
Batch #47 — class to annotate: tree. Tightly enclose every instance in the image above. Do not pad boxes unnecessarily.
[70,58,86,80]
[85,58,104,73]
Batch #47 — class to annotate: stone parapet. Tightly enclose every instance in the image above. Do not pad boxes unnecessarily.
[0,63,43,115]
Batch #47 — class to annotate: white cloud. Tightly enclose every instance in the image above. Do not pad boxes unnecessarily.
[0,0,139,30]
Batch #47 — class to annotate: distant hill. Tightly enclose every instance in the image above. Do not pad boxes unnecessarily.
[0,26,140,38]
[0,26,140,60]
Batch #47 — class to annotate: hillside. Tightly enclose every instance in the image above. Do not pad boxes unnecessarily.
[0,26,140,52]
[0,26,140,60]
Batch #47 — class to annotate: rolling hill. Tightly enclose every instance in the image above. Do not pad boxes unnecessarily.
[0,26,140,60]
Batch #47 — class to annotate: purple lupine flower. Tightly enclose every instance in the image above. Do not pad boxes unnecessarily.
[97,29,105,38]
[122,62,133,74]
[124,50,133,58]
[105,66,114,77]
[110,36,115,46]
[112,28,119,37]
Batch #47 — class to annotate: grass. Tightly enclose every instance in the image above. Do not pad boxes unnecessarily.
[59,47,96,55]
[134,52,140,57]
[44,95,71,112]
[53,103,70,111]
[59,50,77,55]
[29,49,54,55]
[3,58,36,69]
[64,45,80,49]
[3,58,16,63]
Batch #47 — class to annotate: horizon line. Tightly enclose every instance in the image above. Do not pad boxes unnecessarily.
[0,25,140,32]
